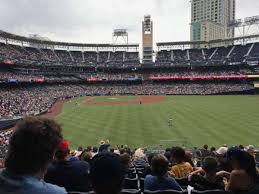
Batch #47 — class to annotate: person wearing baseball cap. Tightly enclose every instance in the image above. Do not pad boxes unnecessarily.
[90,152,125,194]
[45,139,91,192]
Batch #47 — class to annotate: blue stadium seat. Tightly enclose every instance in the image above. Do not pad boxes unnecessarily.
[123,177,139,190]
[122,189,142,194]
[191,190,226,194]
[139,177,144,191]
[144,190,187,194]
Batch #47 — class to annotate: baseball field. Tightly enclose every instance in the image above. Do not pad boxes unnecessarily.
[48,95,259,149]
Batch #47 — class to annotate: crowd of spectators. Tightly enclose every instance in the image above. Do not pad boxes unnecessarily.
[0,117,258,194]
[0,68,252,83]
[0,83,254,118]
[1,41,259,67]
[0,42,140,66]
[156,43,259,66]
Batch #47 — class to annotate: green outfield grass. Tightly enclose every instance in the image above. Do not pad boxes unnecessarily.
[57,96,259,149]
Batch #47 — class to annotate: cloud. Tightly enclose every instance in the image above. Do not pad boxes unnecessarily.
[0,0,258,44]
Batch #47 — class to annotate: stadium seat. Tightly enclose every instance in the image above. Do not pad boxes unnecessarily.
[139,178,144,191]
[175,178,189,188]
[127,172,138,179]
[123,177,139,190]
[144,189,187,194]
[191,190,227,194]
[69,190,142,194]
[122,189,142,194]
[137,171,145,178]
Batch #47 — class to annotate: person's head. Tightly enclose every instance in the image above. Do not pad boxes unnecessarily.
[202,157,218,175]
[80,150,92,163]
[90,153,125,194]
[203,145,208,150]
[148,153,156,165]
[171,146,186,164]
[210,147,216,152]
[5,117,62,176]
[93,146,98,153]
[227,147,257,180]
[86,146,92,152]
[78,146,83,151]
[55,139,70,161]
[120,153,131,169]
[239,145,245,150]
[151,154,169,176]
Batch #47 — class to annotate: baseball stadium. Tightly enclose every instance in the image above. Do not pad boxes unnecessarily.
[1,1,259,194]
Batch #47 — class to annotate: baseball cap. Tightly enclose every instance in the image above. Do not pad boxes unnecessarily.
[58,139,70,152]
[216,147,228,155]
[245,145,255,152]
[226,146,243,161]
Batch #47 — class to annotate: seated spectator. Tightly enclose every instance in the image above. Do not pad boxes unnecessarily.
[185,150,195,167]
[144,153,156,177]
[90,152,125,194]
[120,153,131,170]
[144,154,182,191]
[0,117,66,194]
[169,146,193,178]
[133,148,147,161]
[99,139,110,153]
[189,157,224,191]
[79,149,92,163]
[164,148,172,161]
[45,139,91,192]
[92,146,98,157]
[200,145,211,157]
[218,147,258,192]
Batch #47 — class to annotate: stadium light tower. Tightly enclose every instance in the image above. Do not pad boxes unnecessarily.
[142,15,153,64]
[228,15,259,38]
[112,29,128,45]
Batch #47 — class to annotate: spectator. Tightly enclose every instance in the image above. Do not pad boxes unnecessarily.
[200,145,211,157]
[133,148,146,161]
[0,117,66,194]
[92,146,98,157]
[144,153,156,177]
[164,148,172,161]
[169,146,193,178]
[144,154,182,191]
[189,157,224,191]
[90,152,125,194]
[79,150,92,163]
[45,139,91,192]
[120,153,131,170]
[218,147,258,192]
[98,139,110,153]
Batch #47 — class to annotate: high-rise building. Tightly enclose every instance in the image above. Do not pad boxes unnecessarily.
[190,0,235,47]
[142,15,153,63]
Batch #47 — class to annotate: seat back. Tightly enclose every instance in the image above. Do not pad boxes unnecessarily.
[175,178,189,188]
[191,190,227,194]
[122,189,141,194]
[124,178,139,190]
[144,190,187,194]
[139,178,144,191]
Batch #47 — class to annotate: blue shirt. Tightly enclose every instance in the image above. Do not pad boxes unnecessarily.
[45,160,90,192]
[144,175,182,191]
[0,169,66,194]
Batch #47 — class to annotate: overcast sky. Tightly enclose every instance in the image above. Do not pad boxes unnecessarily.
[0,0,258,44]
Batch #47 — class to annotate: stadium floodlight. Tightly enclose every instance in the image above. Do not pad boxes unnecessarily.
[228,19,243,28]
[244,15,259,25]
[112,29,128,45]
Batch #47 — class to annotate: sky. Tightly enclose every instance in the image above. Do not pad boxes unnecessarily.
[0,0,258,44]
